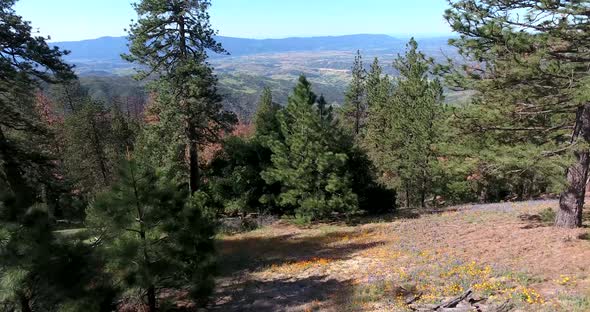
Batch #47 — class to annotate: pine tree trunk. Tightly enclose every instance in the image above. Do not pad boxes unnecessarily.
[420,188,426,208]
[147,285,157,312]
[478,185,486,203]
[63,86,78,112]
[89,116,109,186]
[556,104,590,228]
[556,149,589,228]
[355,105,360,135]
[177,4,200,195]
[19,293,32,312]
[187,124,200,194]
[188,142,200,194]
[405,188,410,208]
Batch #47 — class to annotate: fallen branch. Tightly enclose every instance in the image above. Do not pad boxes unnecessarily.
[405,292,423,305]
[434,288,473,310]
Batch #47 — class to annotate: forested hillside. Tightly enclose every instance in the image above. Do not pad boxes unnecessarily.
[52,34,464,119]
[1,0,590,311]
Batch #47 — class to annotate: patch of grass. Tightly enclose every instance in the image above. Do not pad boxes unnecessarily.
[505,270,545,287]
[293,214,313,226]
[347,280,407,311]
[352,281,389,303]
[463,214,483,224]
[279,214,313,226]
[268,257,334,275]
[539,207,556,224]
[556,294,590,312]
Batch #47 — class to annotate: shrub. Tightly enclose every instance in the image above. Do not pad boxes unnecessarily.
[539,207,556,224]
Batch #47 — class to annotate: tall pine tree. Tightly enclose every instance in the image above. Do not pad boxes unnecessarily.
[365,57,390,112]
[253,87,281,140]
[62,100,114,194]
[0,0,81,310]
[445,0,590,227]
[262,76,358,221]
[124,0,236,194]
[364,57,391,159]
[342,50,367,136]
[365,39,443,208]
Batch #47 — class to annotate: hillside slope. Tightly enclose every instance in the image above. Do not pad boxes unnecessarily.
[214,200,590,311]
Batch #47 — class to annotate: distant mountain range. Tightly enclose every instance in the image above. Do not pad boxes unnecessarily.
[54,34,411,63]
[53,34,456,67]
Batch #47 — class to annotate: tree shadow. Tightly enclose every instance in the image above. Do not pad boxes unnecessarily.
[518,213,550,229]
[350,210,420,225]
[217,229,384,277]
[211,275,354,312]
[346,206,465,226]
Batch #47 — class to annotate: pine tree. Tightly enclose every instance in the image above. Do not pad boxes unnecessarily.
[125,0,236,194]
[0,1,78,309]
[48,80,87,113]
[62,101,114,194]
[342,50,367,136]
[251,88,283,210]
[0,0,74,209]
[445,0,590,227]
[365,57,390,111]
[317,94,333,122]
[253,87,281,139]
[262,76,358,221]
[364,57,391,163]
[1,197,117,311]
[87,160,216,311]
[207,89,283,216]
[110,104,139,158]
[135,84,188,185]
[207,136,271,215]
[365,39,443,208]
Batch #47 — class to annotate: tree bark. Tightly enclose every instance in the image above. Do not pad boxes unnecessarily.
[556,150,589,228]
[88,115,109,186]
[405,188,410,208]
[19,293,32,312]
[355,102,361,135]
[147,285,157,312]
[420,188,426,208]
[178,2,200,195]
[187,124,200,194]
[556,104,590,228]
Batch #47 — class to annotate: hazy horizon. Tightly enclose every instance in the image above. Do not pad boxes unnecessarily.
[14,0,454,42]
[49,33,456,44]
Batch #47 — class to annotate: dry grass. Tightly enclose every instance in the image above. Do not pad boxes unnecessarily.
[212,200,590,311]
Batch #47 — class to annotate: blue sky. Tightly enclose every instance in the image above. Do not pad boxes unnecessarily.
[14,0,453,42]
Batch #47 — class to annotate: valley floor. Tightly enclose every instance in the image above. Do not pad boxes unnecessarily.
[211,200,590,311]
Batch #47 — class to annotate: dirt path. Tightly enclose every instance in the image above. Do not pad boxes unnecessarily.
[211,200,590,311]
